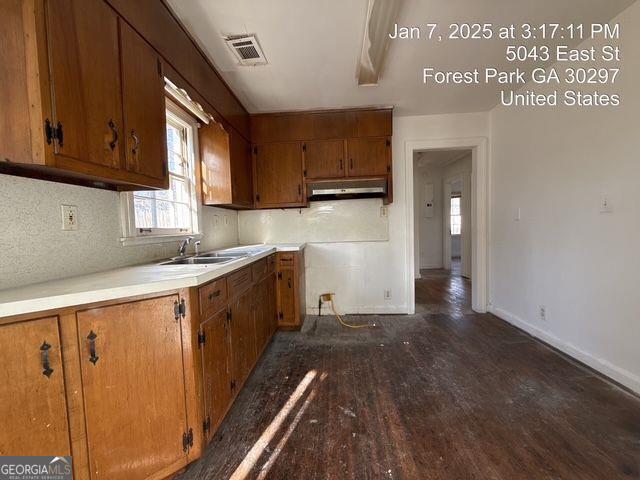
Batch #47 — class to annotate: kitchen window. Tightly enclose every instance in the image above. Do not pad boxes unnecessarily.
[450,196,462,235]
[120,100,201,245]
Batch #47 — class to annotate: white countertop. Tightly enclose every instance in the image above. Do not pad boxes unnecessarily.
[0,243,305,319]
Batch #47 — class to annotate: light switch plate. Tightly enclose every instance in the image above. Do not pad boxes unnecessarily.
[61,205,78,231]
[600,195,612,213]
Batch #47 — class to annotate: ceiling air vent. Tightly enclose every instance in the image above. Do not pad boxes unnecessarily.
[224,35,267,66]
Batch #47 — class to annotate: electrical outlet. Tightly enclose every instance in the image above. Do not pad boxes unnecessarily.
[539,305,547,322]
[61,205,78,231]
[380,206,388,218]
[224,215,230,225]
[514,207,521,221]
[384,289,392,300]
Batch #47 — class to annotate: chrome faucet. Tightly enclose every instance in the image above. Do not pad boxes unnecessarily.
[178,237,193,256]
[194,240,201,256]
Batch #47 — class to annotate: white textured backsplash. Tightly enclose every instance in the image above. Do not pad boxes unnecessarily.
[238,199,389,244]
[0,174,238,290]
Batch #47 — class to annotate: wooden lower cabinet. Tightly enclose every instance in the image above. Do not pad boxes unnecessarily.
[0,317,71,456]
[77,295,190,480]
[254,273,277,356]
[200,309,232,443]
[0,252,298,478]
[276,251,306,330]
[228,288,256,392]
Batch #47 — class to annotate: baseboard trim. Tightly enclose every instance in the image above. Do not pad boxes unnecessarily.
[488,305,640,395]
[306,305,408,316]
[420,263,443,270]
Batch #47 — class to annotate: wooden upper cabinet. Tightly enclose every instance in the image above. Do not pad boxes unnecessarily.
[229,131,254,207]
[347,137,391,177]
[303,139,345,179]
[119,20,168,186]
[346,109,393,137]
[0,317,70,456]
[200,121,231,204]
[200,124,253,208]
[254,142,305,208]
[1,0,172,190]
[47,0,124,171]
[77,296,189,480]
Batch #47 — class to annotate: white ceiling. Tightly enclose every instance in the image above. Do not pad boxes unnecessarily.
[167,0,635,116]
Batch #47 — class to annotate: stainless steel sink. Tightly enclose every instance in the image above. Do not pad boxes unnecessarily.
[198,251,250,258]
[160,256,240,265]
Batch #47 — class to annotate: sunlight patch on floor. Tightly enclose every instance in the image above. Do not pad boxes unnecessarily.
[229,370,321,480]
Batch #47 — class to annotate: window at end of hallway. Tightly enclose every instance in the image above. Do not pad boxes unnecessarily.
[451,196,461,235]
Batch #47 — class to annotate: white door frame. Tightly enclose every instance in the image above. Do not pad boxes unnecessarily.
[443,178,454,271]
[405,137,489,313]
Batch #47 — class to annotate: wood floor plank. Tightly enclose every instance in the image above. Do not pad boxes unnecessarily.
[175,266,640,479]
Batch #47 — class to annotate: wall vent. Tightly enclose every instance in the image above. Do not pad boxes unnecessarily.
[224,35,267,66]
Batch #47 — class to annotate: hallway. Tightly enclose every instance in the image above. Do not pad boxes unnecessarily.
[175,268,640,479]
[415,260,472,316]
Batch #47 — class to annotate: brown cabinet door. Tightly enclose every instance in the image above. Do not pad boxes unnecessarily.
[228,290,256,390]
[77,295,187,480]
[253,275,276,355]
[277,267,297,327]
[254,142,304,207]
[303,139,345,179]
[47,0,124,171]
[200,121,232,205]
[120,20,168,185]
[230,130,254,207]
[201,309,232,443]
[0,317,70,456]
[347,137,391,177]
[346,109,393,137]
[268,273,278,336]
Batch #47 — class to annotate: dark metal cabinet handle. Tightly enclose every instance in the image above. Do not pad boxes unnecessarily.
[350,158,354,170]
[40,341,53,377]
[339,159,343,170]
[298,184,302,197]
[131,130,140,156]
[108,120,118,150]
[288,278,292,289]
[208,290,221,300]
[87,330,99,365]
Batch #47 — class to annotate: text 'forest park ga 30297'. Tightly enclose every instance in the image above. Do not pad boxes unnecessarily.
[389,22,623,108]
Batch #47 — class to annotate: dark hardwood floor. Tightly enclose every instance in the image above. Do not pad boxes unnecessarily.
[176,266,640,480]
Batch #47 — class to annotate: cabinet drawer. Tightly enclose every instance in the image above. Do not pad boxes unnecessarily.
[278,253,295,266]
[251,258,268,281]
[267,254,276,276]
[199,278,228,318]
[227,267,253,298]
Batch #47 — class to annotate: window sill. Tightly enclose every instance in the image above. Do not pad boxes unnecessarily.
[120,233,203,247]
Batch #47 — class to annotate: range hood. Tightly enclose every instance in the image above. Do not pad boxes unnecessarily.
[307,178,387,201]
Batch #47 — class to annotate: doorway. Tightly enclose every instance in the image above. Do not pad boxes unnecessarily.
[413,149,473,312]
[404,137,488,314]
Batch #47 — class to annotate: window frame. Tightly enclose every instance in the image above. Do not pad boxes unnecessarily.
[120,99,202,246]
[450,195,462,236]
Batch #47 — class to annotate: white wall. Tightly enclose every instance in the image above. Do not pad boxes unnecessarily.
[489,1,640,392]
[414,162,444,271]
[0,174,239,290]
[444,155,472,277]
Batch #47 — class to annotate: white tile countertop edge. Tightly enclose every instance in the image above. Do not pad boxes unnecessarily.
[0,244,305,319]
